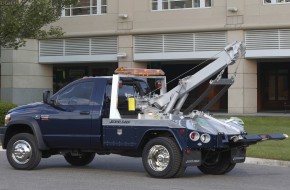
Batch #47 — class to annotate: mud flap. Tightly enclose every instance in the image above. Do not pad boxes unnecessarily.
[183,150,202,166]
[231,147,246,163]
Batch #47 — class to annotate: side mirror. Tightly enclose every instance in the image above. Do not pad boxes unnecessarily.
[43,90,51,104]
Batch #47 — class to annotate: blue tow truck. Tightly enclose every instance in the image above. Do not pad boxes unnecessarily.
[0,41,288,178]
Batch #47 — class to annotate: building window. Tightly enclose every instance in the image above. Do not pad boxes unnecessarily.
[152,0,211,11]
[264,0,290,4]
[63,0,107,17]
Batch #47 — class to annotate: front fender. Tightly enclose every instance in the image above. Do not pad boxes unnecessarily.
[5,118,49,150]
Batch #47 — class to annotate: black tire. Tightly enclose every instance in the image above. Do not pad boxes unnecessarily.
[142,137,182,178]
[6,133,42,170]
[64,152,95,166]
[197,150,236,175]
[173,165,186,178]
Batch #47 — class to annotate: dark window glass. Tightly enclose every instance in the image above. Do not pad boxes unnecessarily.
[57,82,94,106]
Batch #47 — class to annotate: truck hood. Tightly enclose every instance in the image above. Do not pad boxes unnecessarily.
[8,102,44,114]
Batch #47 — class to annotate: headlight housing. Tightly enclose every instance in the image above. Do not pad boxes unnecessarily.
[4,114,11,126]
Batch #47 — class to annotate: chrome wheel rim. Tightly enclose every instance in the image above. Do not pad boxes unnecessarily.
[147,145,170,171]
[11,140,32,164]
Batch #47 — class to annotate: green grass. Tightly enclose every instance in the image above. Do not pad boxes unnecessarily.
[238,117,290,161]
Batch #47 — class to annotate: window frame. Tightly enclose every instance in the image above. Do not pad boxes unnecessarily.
[62,0,107,17]
[264,0,290,4]
[152,0,212,11]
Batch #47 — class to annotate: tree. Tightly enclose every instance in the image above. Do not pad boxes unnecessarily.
[0,0,77,49]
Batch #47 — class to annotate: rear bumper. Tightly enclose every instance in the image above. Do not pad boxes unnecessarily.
[0,126,7,147]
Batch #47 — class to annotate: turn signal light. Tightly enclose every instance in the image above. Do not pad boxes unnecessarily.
[5,114,11,125]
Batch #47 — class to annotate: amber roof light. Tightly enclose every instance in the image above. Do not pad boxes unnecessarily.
[114,67,165,76]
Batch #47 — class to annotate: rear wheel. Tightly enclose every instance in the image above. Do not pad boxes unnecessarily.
[173,165,186,178]
[142,137,182,178]
[6,133,42,170]
[64,152,95,166]
[198,150,235,175]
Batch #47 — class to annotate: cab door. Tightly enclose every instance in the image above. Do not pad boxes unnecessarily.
[41,81,95,148]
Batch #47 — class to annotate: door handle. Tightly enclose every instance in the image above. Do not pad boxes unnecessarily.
[80,111,90,115]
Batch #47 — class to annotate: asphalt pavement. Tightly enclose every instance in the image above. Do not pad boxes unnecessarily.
[0,151,290,190]
[1,145,290,167]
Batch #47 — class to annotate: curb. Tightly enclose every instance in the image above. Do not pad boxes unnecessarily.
[245,157,290,167]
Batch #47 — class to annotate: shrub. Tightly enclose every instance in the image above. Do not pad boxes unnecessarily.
[0,101,17,126]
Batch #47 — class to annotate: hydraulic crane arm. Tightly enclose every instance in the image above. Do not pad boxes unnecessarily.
[149,41,245,113]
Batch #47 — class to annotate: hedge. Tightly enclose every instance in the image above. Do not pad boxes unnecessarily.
[0,101,17,126]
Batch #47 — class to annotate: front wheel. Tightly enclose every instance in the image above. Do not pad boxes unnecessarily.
[64,152,95,166]
[142,137,182,178]
[198,150,236,175]
[6,133,42,170]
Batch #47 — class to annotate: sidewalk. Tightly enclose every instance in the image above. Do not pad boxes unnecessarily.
[245,157,290,167]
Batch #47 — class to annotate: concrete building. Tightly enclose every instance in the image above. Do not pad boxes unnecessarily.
[1,0,290,113]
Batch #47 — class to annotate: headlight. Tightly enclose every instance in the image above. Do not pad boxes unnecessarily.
[5,114,11,125]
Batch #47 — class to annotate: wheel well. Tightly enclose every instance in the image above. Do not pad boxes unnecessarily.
[3,124,34,149]
[138,130,176,151]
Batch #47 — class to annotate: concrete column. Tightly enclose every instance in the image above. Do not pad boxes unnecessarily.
[0,39,53,105]
[117,35,147,69]
[227,30,257,114]
[117,0,133,33]
[116,0,146,69]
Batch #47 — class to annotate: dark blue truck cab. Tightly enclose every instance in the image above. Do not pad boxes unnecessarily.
[0,76,155,169]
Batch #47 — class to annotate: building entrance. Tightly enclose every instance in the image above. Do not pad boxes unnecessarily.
[258,62,290,112]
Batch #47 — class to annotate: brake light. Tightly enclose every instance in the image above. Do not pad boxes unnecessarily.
[155,80,162,89]
[189,131,200,141]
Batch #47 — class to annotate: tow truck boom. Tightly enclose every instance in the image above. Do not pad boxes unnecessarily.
[149,41,244,114]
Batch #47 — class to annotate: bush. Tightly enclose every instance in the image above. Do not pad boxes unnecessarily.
[0,101,17,126]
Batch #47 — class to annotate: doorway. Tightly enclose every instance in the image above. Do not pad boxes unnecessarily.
[258,62,290,111]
